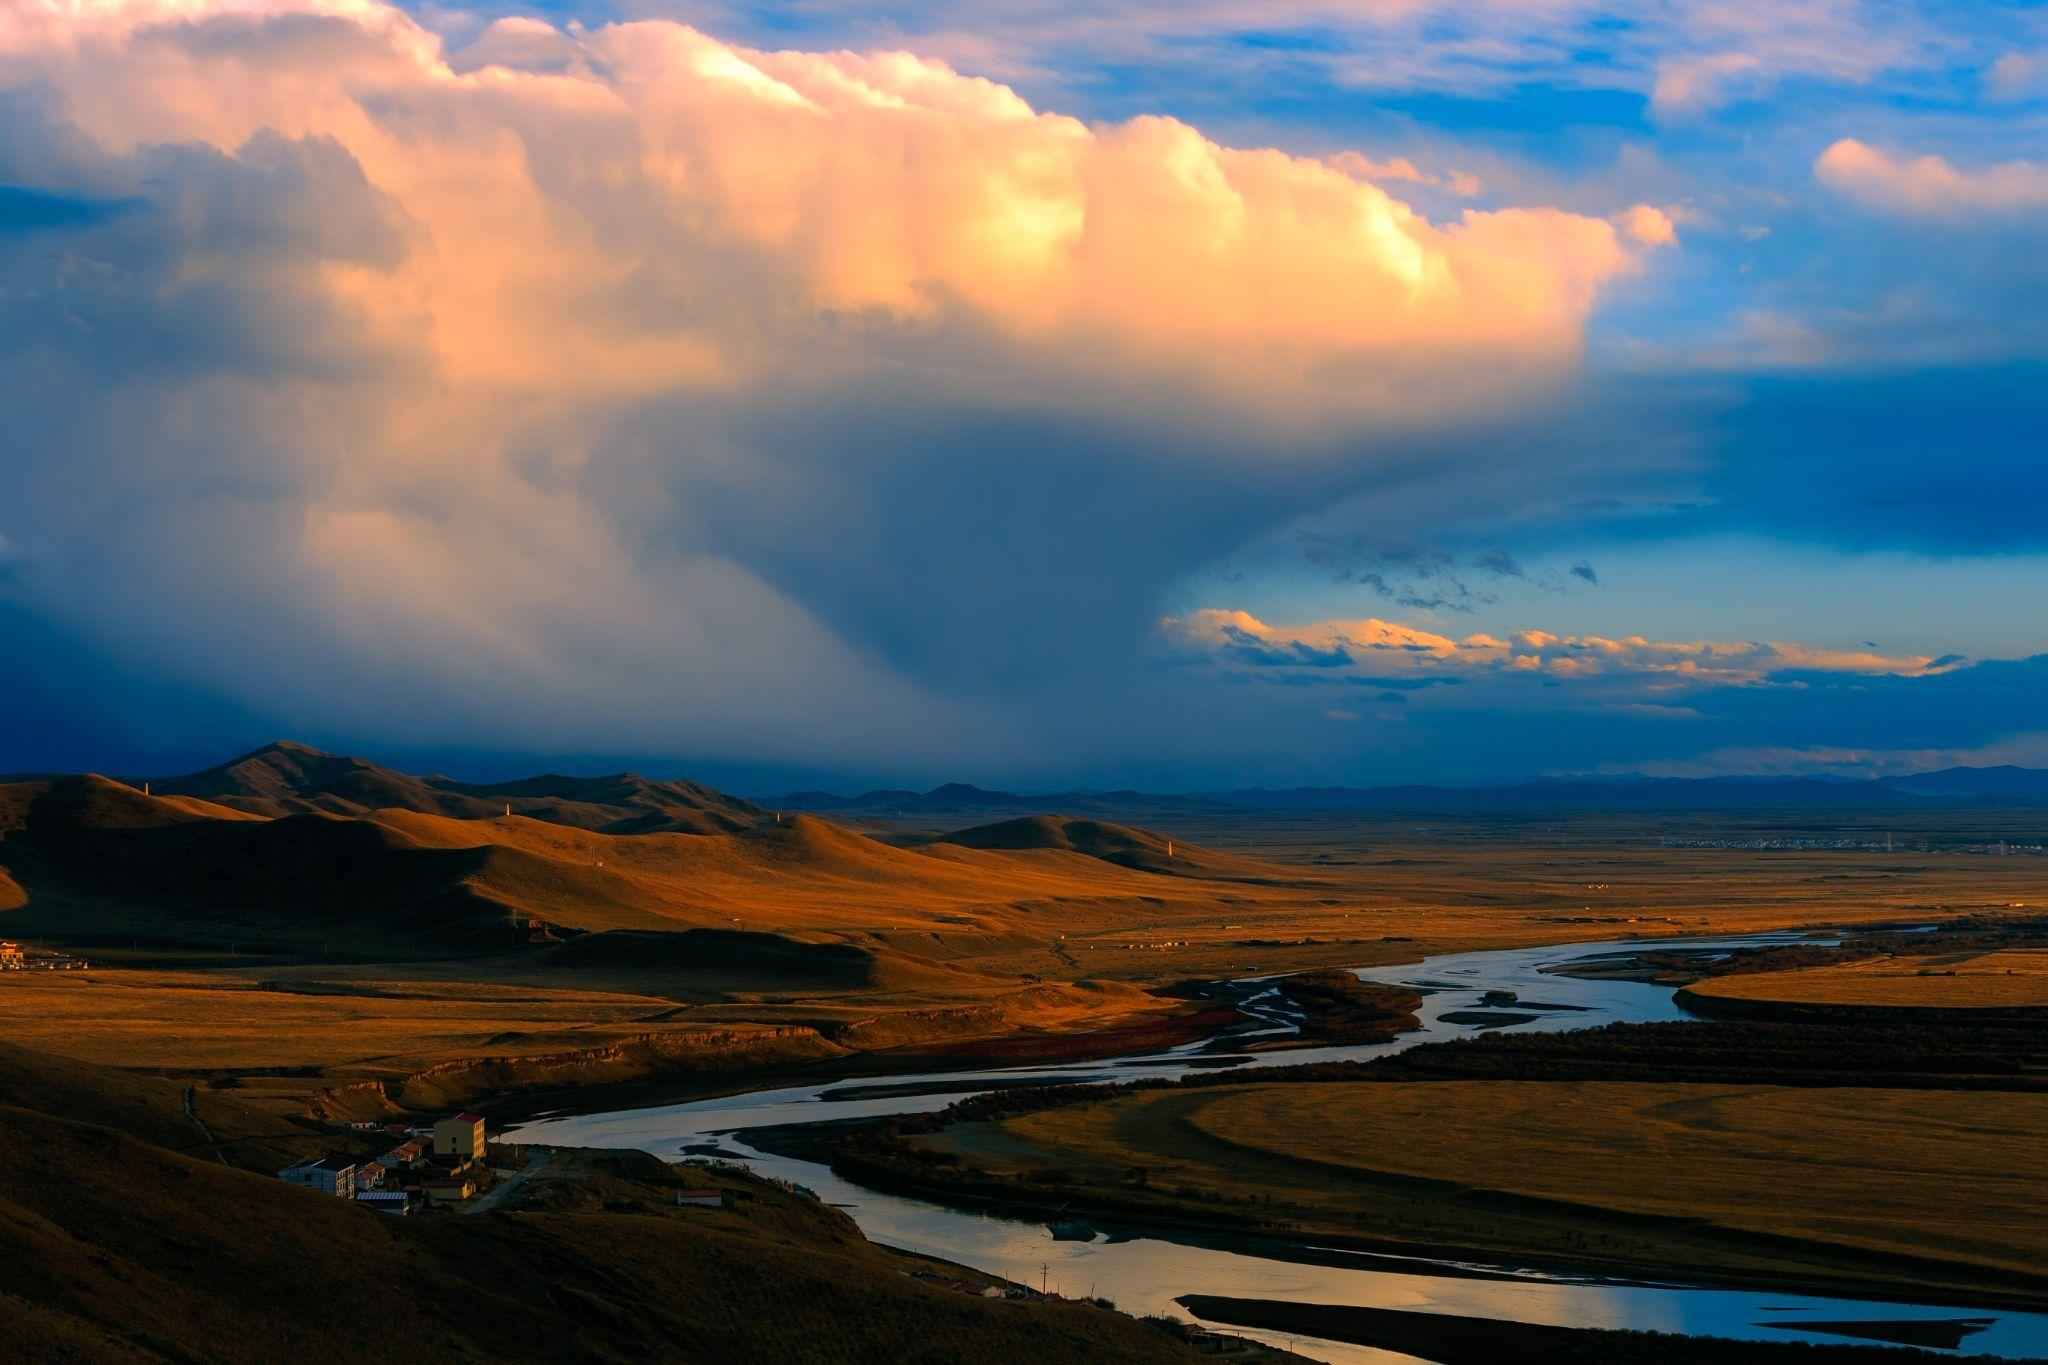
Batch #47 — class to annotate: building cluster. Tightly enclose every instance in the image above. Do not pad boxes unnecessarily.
[1661,835,2048,854]
[279,1112,490,1215]
[0,941,90,971]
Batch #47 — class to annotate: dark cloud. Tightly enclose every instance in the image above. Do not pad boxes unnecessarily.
[1570,561,1599,584]
[0,184,135,236]
[1695,365,2048,553]
[1474,548,1524,579]
[1296,533,1500,613]
[1217,623,1356,669]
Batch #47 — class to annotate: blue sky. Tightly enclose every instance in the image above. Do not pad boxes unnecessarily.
[1,0,2046,788]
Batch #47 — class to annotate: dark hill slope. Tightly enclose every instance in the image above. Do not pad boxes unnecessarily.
[152,741,762,834]
[0,1043,1204,1365]
[0,776,589,954]
[0,1042,316,1170]
[932,814,1281,880]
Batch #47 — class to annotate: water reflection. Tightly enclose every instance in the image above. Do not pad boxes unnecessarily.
[510,935,2048,1362]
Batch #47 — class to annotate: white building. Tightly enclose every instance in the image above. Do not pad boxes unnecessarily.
[279,1155,357,1198]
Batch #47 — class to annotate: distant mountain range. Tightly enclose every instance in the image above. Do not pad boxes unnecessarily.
[765,766,2048,815]
[765,782,1224,818]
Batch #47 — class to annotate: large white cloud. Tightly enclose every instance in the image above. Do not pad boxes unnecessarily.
[0,0,1669,770]
[7,1,1659,407]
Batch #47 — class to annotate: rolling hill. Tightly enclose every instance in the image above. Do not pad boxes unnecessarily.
[930,814,1276,879]
[150,740,764,834]
[0,751,1312,965]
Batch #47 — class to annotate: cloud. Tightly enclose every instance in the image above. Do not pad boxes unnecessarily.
[1159,608,1968,687]
[1569,560,1599,584]
[1816,139,2048,218]
[664,2,1954,126]
[1987,51,2048,101]
[1327,150,1482,197]
[7,3,1654,409]
[1609,732,2048,780]
[1652,51,1763,114]
[1615,203,1678,246]
[1473,549,1525,579]
[0,0,1670,774]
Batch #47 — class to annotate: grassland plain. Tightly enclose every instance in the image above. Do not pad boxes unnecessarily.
[10,763,2048,1116]
[888,1076,2048,1307]
[1685,947,2048,1010]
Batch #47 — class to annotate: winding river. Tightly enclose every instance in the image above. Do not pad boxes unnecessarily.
[508,935,2048,1364]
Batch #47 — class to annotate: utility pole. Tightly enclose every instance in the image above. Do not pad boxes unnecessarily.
[1040,1262,1049,1296]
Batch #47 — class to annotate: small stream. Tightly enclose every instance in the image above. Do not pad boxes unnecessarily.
[509,934,2048,1364]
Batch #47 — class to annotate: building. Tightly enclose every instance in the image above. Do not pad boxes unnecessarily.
[353,1162,387,1191]
[0,942,23,970]
[355,1191,413,1216]
[423,1177,475,1205]
[279,1156,357,1199]
[674,1189,726,1209]
[377,1138,425,1170]
[433,1112,486,1161]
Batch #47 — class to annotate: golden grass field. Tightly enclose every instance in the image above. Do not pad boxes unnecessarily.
[0,968,778,1073]
[9,824,2041,1109]
[1689,947,2048,1008]
[911,1078,2048,1300]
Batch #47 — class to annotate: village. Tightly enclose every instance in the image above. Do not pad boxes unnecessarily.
[278,1111,507,1215]
[0,939,89,971]
[275,1111,774,1218]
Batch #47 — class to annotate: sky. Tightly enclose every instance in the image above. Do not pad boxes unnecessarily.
[2,0,2047,791]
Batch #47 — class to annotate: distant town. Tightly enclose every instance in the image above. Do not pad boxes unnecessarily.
[0,939,89,971]
[1659,836,2048,855]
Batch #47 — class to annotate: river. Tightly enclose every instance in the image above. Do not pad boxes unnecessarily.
[507,933,2048,1363]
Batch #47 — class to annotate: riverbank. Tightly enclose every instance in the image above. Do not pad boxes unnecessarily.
[830,1004,2048,1312]
[506,929,2048,1364]
[1175,1298,2018,1363]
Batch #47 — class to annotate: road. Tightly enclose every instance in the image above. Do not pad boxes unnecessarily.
[463,1146,552,1213]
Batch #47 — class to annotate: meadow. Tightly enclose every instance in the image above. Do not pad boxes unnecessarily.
[1686,947,2048,1010]
[902,1078,2048,1304]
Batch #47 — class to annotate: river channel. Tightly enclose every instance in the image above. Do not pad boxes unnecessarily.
[508,934,2048,1363]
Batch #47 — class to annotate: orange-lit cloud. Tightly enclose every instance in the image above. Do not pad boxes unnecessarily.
[1616,203,1679,246]
[1161,608,1964,684]
[8,0,1664,416]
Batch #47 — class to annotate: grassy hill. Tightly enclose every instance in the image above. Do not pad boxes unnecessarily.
[930,814,1280,879]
